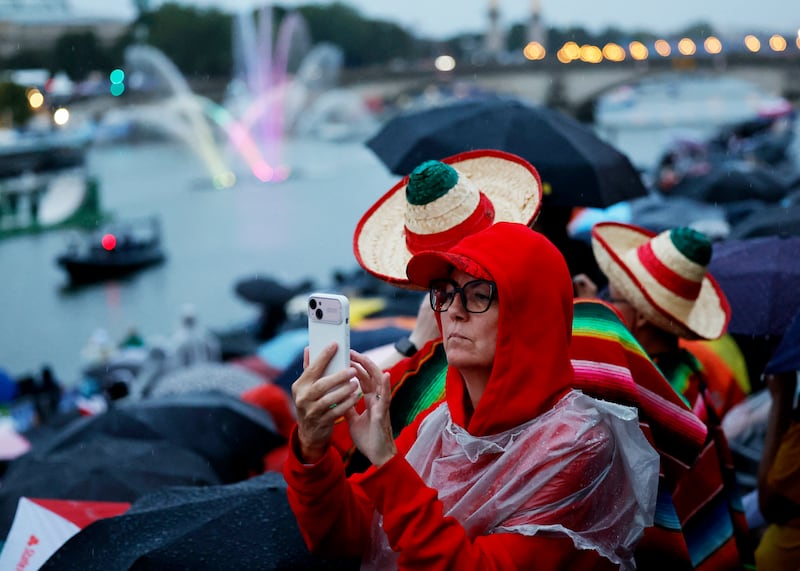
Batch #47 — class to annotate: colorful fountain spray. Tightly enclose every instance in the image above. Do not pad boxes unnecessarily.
[121,4,329,187]
[124,45,237,189]
[226,5,313,181]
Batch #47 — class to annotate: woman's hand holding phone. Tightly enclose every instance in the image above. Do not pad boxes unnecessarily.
[344,350,397,467]
[292,343,360,464]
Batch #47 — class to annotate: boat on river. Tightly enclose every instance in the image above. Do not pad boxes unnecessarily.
[0,126,91,179]
[56,216,166,284]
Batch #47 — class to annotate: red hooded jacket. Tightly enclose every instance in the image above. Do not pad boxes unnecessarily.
[285,223,652,570]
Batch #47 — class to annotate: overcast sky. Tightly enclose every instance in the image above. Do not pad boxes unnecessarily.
[72,0,797,39]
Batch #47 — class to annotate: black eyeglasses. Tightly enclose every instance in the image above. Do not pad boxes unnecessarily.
[429,279,497,313]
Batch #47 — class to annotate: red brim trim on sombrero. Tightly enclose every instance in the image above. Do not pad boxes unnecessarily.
[353,149,542,289]
[353,174,414,288]
[592,222,731,340]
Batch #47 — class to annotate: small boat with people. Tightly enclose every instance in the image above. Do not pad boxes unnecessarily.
[56,216,166,284]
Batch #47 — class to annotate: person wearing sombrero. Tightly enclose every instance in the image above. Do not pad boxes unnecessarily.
[285,221,659,569]
[335,149,545,471]
[353,152,757,568]
[590,222,731,413]
[590,221,755,569]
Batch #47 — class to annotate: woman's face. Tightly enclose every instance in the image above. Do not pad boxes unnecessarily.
[439,269,499,377]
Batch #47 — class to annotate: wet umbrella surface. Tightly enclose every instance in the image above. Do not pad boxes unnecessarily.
[148,362,265,398]
[367,97,648,208]
[709,235,800,336]
[234,275,306,306]
[34,391,285,484]
[764,310,800,375]
[668,162,788,204]
[728,203,800,239]
[43,473,360,570]
[0,436,221,539]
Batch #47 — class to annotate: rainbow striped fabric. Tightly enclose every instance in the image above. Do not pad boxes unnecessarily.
[573,301,754,570]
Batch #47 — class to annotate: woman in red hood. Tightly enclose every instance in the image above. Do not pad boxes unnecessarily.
[284,222,659,570]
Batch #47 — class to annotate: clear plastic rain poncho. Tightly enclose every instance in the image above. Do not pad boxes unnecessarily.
[364,391,659,570]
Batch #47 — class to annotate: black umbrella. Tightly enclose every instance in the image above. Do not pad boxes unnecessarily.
[36,391,285,483]
[728,203,800,239]
[764,311,800,374]
[709,236,800,336]
[232,275,314,342]
[0,436,221,540]
[366,97,647,208]
[43,473,360,570]
[668,162,788,204]
[234,275,310,306]
[629,194,728,237]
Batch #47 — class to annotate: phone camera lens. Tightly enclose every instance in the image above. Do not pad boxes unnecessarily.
[309,299,317,310]
[315,308,323,320]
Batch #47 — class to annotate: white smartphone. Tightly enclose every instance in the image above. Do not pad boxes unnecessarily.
[307,292,351,377]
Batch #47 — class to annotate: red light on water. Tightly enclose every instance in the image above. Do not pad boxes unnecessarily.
[101,233,117,250]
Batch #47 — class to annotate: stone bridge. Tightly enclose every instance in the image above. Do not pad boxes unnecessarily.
[341,55,800,118]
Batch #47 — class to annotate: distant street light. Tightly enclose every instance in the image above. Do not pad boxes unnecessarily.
[53,107,70,126]
[678,38,696,56]
[523,42,546,61]
[561,41,580,61]
[628,41,649,60]
[704,36,723,54]
[26,88,44,110]
[769,34,787,52]
[434,55,456,72]
[744,35,761,52]
[556,49,571,63]
[654,39,671,57]
[602,43,626,62]
[579,44,603,63]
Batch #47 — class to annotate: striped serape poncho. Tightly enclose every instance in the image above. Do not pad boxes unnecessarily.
[574,301,754,570]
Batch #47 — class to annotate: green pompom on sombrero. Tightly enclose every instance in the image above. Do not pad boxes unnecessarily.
[670,227,712,266]
[407,161,459,206]
[353,149,543,288]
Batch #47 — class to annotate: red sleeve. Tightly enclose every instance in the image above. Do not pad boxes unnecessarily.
[283,429,373,557]
[356,454,616,570]
[286,416,619,569]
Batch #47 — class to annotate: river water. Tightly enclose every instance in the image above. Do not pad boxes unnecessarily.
[0,137,397,384]
[2,84,797,386]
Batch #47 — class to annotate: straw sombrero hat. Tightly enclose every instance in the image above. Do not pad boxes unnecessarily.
[591,222,730,340]
[353,149,542,289]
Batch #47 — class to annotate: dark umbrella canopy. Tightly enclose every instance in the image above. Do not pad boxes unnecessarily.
[234,275,310,306]
[367,97,647,208]
[765,311,800,374]
[728,203,800,239]
[629,194,728,236]
[0,436,221,539]
[669,162,788,204]
[37,391,285,483]
[709,236,800,336]
[43,473,360,570]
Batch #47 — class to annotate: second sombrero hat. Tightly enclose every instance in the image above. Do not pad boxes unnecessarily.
[353,149,542,288]
[591,221,731,340]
